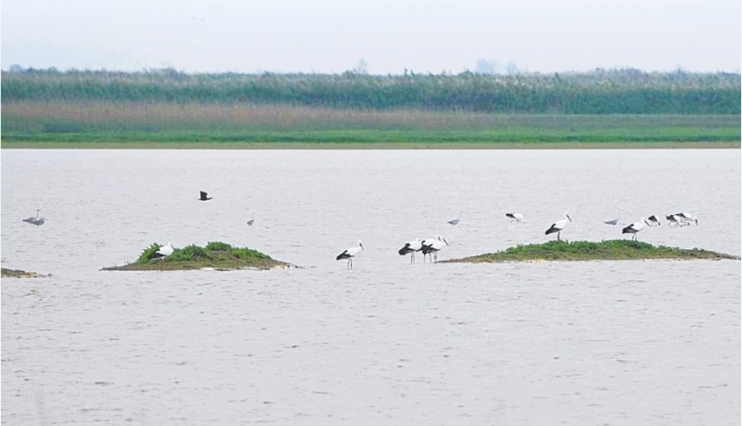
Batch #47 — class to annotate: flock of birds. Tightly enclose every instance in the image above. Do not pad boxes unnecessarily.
[336,210,700,269]
[22,190,700,270]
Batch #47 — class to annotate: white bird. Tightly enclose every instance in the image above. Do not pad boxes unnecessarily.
[421,235,449,263]
[675,212,698,225]
[148,242,174,259]
[545,213,572,241]
[22,209,45,226]
[603,211,620,225]
[336,240,364,269]
[398,238,423,263]
[622,219,650,240]
[646,215,661,226]
[506,212,525,223]
[666,214,687,227]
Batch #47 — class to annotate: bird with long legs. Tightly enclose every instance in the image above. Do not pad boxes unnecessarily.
[666,214,686,227]
[421,235,449,263]
[622,219,650,240]
[505,212,525,223]
[398,238,423,264]
[336,240,364,269]
[545,213,572,241]
[646,215,661,226]
[675,212,698,225]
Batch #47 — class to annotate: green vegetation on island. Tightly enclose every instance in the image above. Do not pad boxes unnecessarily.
[441,240,741,263]
[103,241,292,271]
[2,68,740,147]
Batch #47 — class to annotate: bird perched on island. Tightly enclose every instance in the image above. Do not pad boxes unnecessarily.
[199,191,212,201]
[22,209,45,226]
[398,238,423,264]
[337,240,364,269]
[148,242,174,260]
[506,212,525,223]
[545,213,572,241]
[421,235,449,263]
[622,219,650,240]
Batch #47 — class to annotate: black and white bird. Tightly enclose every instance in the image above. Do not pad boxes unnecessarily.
[646,215,661,226]
[336,240,364,269]
[421,235,449,263]
[675,212,698,225]
[199,191,212,201]
[666,214,686,227]
[247,213,255,226]
[148,242,174,260]
[22,209,45,226]
[545,213,572,241]
[398,238,423,263]
[506,212,525,223]
[447,218,460,225]
[622,219,650,240]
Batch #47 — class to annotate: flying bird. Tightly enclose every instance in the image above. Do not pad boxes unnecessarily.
[545,213,572,241]
[22,209,45,226]
[506,212,525,223]
[421,235,449,263]
[199,191,212,201]
[247,213,255,226]
[646,215,661,226]
[603,211,621,225]
[398,238,423,263]
[336,240,364,269]
[447,218,460,225]
[622,219,650,240]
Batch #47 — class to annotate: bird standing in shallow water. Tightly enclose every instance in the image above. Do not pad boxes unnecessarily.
[336,240,364,269]
[398,238,423,263]
[421,235,449,263]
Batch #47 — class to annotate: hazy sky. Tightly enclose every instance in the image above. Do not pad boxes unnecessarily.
[2,0,740,74]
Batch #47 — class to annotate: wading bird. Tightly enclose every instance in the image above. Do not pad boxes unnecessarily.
[148,242,174,269]
[675,212,698,225]
[337,240,364,269]
[647,215,661,226]
[666,214,686,227]
[622,219,650,240]
[421,235,449,263]
[398,238,423,263]
[199,191,212,201]
[545,213,572,241]
[506,212,525,223]
[22,209,45,226]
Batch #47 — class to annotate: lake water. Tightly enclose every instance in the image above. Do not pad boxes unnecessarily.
[2,149,740,425]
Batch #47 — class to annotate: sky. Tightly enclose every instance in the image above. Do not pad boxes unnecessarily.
[1,0,740,74]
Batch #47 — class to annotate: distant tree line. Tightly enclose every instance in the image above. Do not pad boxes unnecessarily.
[1,68,739,114]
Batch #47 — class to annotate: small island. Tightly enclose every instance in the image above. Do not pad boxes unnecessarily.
[103,241,293,271]
[441,240,741,263]
[1,268,50,278]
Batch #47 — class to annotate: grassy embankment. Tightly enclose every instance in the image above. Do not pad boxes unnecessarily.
[442,240,741,263]
[2,69,740,147]
[103,241,292,271]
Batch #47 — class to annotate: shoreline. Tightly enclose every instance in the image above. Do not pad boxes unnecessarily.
[2,141,740,149]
